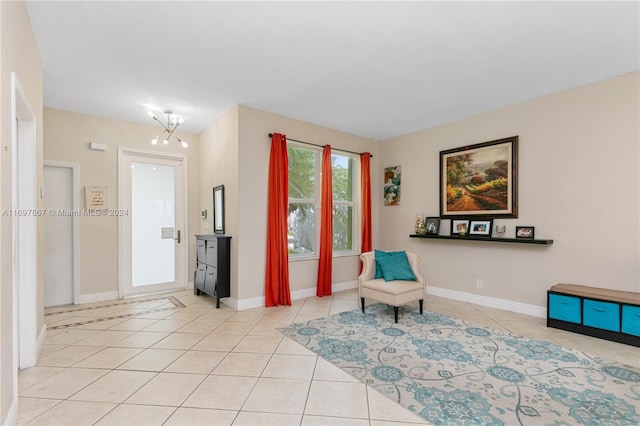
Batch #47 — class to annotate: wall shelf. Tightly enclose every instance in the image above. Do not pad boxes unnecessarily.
[409,234,554,245]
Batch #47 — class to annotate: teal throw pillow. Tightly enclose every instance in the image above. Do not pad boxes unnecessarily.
[377,252,417,282]
[374,250,407,278]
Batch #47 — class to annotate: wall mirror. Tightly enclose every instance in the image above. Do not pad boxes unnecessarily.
[213,185,225,234]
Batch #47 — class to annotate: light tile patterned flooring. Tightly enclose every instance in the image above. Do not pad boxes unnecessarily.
[19,289,640,425]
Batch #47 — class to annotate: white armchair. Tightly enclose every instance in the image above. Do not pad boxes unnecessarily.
[358,251,427,323]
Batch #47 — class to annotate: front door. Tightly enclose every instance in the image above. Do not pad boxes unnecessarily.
[119,148,187,297]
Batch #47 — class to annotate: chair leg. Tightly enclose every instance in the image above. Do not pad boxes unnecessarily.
[361,297,365,313]
[419,299,424,315]
[394,306,399,323]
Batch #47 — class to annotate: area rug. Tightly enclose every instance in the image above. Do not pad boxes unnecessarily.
[279,303,640,425]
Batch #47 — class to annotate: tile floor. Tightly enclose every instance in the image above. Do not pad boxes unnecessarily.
[18,289,640,425]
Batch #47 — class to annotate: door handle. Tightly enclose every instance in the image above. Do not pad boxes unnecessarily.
[174,230,181,244]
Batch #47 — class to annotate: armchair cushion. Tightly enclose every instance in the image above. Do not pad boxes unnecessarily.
[377,252,416,282]
[374,249,408,279]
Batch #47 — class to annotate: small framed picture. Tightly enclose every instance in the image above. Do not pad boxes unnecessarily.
[469,219,493,236]
[451,219,469,236]
[425,217,440,235]
[516,226,535,239]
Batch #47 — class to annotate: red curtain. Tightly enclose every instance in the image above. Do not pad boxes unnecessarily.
[360,153,372,273]
[316,145,333,297]
[265,133,291,307]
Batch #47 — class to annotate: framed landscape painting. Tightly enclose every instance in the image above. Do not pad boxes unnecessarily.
[440,136,518,218]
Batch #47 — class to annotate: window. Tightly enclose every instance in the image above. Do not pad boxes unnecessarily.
[287,144,357,257]
[331,153,354,252]
[288,145,317,255]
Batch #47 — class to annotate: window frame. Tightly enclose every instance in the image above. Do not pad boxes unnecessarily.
[286,142,359,260]
[331,152,357,256]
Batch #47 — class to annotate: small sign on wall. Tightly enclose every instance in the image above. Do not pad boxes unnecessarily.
[85,186,108,209]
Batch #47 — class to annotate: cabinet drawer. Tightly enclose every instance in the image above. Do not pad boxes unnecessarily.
[206,240,217,265]
[194,263,206,290]
[204,266,217,292]
[549,294,581,323]
[196,240,206,263]
[583,300,620,332]
[622,305,640,337]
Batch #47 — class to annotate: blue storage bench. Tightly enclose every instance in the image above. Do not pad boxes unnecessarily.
[547,283,640,347]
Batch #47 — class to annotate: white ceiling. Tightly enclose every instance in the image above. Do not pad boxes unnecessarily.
[25,1,639,141]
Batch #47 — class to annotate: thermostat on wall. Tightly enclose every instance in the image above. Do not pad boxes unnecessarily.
[89,142,107,151]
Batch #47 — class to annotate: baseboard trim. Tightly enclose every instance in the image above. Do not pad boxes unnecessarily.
[77,291,119,304]
[5,397,18,426]
[36,323,47,360]
[235,280,359,311]
[427,286,546,318]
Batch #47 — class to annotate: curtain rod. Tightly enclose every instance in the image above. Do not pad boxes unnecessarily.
[268,133,373,158]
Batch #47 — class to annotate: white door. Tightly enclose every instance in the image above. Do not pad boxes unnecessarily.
[119,149,187,297]
[43,165,75,306]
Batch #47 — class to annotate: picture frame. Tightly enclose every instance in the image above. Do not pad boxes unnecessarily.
[515,226,535,239]
[469,219,493,237]
[440,136,518,218]
[450,219,469,237]
[384,165,401,206]
[425,217,440,235]
[213,185,225,234]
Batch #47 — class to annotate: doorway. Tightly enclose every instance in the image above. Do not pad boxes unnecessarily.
[43,162,79,307]
[118,148,188,297]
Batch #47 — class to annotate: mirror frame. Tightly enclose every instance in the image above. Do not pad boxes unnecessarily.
[213,185,225,234]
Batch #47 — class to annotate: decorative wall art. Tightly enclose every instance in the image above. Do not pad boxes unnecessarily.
[440,136,518,218]
[451,219,469,237]
[384,165,401,206]
[425,217,440,235]
[516,226,535,239]
[469,219,493,236]
[85,186,108,210]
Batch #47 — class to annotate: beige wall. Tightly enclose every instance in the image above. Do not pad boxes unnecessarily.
[235,105,381,305]
[379,72,640,308]
[198,106,240,299]
[43,108,201,297]
[199,105,382,307]
[0,1,44,423]
[200,105,382,308]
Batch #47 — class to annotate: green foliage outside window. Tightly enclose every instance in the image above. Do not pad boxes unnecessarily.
[287,145,355,255]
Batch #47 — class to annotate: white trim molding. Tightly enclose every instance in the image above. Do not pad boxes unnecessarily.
[77,291,120,305]
[11,72,39,374]
[426,286,546,318]
[235,280,359,311]
[117,147,189,298]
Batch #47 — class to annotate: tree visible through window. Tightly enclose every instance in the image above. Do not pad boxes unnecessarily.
[287,144,356,257]
[332,154,354,252]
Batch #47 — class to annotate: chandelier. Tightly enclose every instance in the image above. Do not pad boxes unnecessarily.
[147,110,189,148]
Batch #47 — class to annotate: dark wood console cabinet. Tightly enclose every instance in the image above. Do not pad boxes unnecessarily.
[194,234,231,308]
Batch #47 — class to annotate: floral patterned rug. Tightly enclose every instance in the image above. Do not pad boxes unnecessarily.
[279,303,640,425]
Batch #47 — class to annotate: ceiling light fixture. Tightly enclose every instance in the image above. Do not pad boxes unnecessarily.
[147,110,188,148]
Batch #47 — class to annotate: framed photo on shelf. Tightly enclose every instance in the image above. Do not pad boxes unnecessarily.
[516,226,535,239]
[469,219,493,237]
[451,219,469,237]
[425,217,440,235]
[440,136,518,218]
